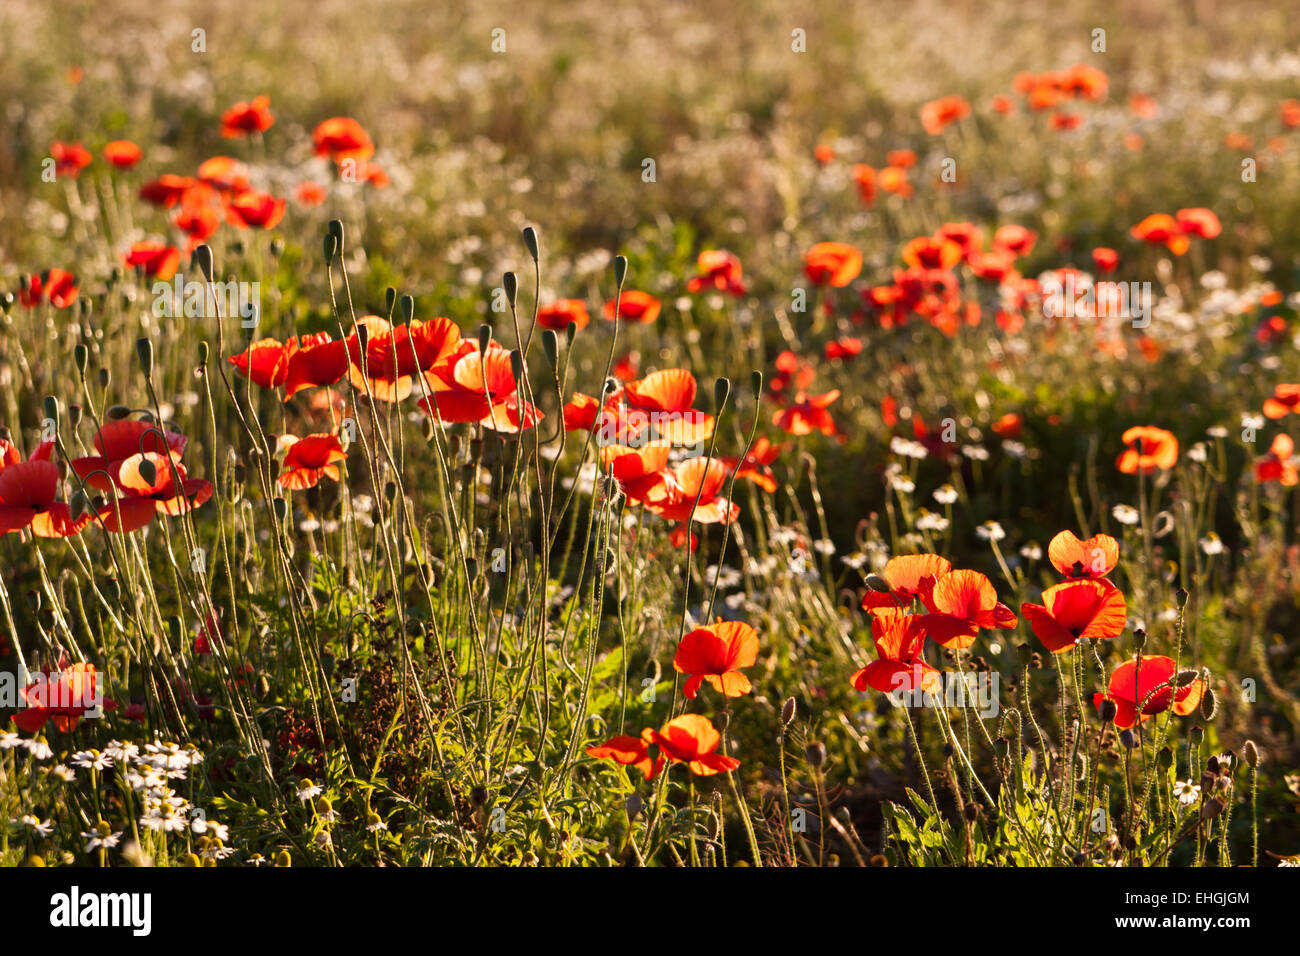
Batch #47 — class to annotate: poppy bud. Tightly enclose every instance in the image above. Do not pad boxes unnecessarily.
[613,254,628,287]
[1,291,12,312]
[1206,754,1220,774]
[192,244,214,282]
[503,272,517,307]
[522,225,539,261]
[805,741,826,768]
[1098,698,1118,723]
[465,556,479,582]
[43,396,59,432]
[98,368,110,389]
[401,294,415,322]
[25,589,41,611]
[328,219,345,254]
[74,343,89,375]
[167,615,182,645]
[478,324,491,354]
[1158,746,1174,768]
[713,376,730,413]
[1072,851,1086,866]
[541,329,559,371]
[79,298,92,319]
[1119,729,1137,749]
[565,320,577,349]
[355,320,369,352]
[323,233,339,264]
[1175,669,1199,687]
[136,337,154,377]
[1175,586,1189,607]
[103,577,121,602]
[510,349,524,383]
[750,369,763,396]
[625,793,643,820]
[942,742,954,758]
[1200,797,1225,822]
[1133,627,1146,650]
[137,456,157,487]
[198,341,209,365]
[273,496,288,521]
[869,854,888,867]
[865,573,892,593]
[1189,725,1203,745]
[1243,739,1260,768]
[1200,686,1218,721]
[384,480,398,503]
[781,696,797,728]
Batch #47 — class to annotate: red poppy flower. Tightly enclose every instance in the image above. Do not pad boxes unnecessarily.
[861,553,952,614]
[0,454,91,538]
[1050,112,1083,131]
[174,203,222,247]
[563,391,625,435]
[622,369,714,445]
[197,156,251,194]
[673,621,759,698]
[228,191,286,230]
[536,299,590,332]
[918,569,1017,648]
[851,164,877,205]
[804,242,862,287]
[1091,247,1119,272]
[647,714,741,776]
[687,250,747,296]
[1175,208,1221,240]
[586,731,663,781]
[420,339,517,422]
[886,149,917,169]
[990,412,1023,440]
[991,94,1015,114]
[773,390,839,437]
[824,337,862,361]
[13,663,117,734]
[920,95,970,135]
[879,165,913,198]
[229,337,292,389]
[1022,579,1127,653]
[279,433,346,490]
[717,436,783,493]
[71,420,188,494]
[346,315,463,403]
[283,333,349,400]
[768,350,816,396]
[20,269,79,309]
[140,174,197,207]
[1254,433,1298,486]
[993,224,1038,258]
[124,241,181,281]
[902,236,963,270]
[97,452,213,533]
[50,141,92,178]
[313,117,375,162]
[295,181,327,207]
[1048,530,1119,579]
[1117,426,1178,474]
[602,290,661,324]
[645,457,738,526]
[1283,99,1300,128]
[103,140,142,168]
[600,443,671,503]
[1130,214,1189,255]
[814,144,836,164]
[1094,655,1205,729]
[1263,384,1300,419]
[221,95,275,138]
[850,608,941,695]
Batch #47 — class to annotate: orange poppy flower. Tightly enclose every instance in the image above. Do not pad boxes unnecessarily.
[902,236,962,271]
[920,95,970,135]
[1116,426,1178,474]
[647,714,741,776]
[228,191,286,230]
[602,290,661,324]
[851,164,877,205]
[71,420,188,494]
[717,436,784,493]
[295,181,327,206]
[1254,433,1298,486]
[313,117,375,162]
[1283,99,1300,128]
[98,453,213,533]
[600,443,671,503]
[814,143,836,164]
[196,156,251,193]
[850,608,942,695]
[803,242,862,287]
[1175,208,1221,239]
[879,165,913,198]
[103,140,142,168]
[990,412,1023,440]
[1050,112,1083,131]
[861,553,952,614]
[13,663,117,734]
[623,369,714,445]
[772,390,839,437]
[537,299,590,332]
[991,94,1015,114]
[1091,247,1119,272]
[221,95,275,138]
[124,241,181,281]
[645,457,738,526]
[420,339,516,420]
[1022,579,1127,653]
[586,732,663,781]
[346,315,463,403]
[229,337,292,389]
[993,224,1037,258]
[1130,214,1189,255]
[918,569,1017,648]
[1262,384,1300,419]
[687,249,747,296]
[1094,655,1205,729]
[50,141,92,178]
[1129,93,1159,119]
[886,149,917,169]
[1048,530,1119,579]
[140,174,197,208]
[562,391,623,434]
[283,332,350,400]
[19,269,79,309]
[673,621,759,699]
[279,433,347,490]
[174,203,222,247]
[0,449,91,538]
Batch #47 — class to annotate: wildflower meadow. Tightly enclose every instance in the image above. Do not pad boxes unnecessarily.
[1,0,1299,924]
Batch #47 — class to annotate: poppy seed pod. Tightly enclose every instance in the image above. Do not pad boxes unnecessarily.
[713,376,730,413]
[197,341,209,365]
[192,244,214,282]
[565,320,577,349]
[781,696,797,728]
[327,219,345,253]
[1200,686,1218,721]
[541,329,559,371]
[67,403,82,429]
[613,254,628,287]
[400,294,415,322]
[477,324,491,354]
[510,349,524,383]
[522,226,539,261]
[322,233,339,264]
[137,456,157,487]
[98,368,110,389]
[1133,627,1146,650]
[74,343,89,375]
[43,396,60,432]
[625,793,643,820]
[865,573,892,593]
[1243,740,1260,768]
[1098,698,1118,723]
[272,496,288,521]
[503,272,517,306]
[1119,729,1137,749]
[1175,586,1189,607]
[805,741,826,768]
[385,287,397,315]
[1175,669,1199,687]
[136,337,154,377]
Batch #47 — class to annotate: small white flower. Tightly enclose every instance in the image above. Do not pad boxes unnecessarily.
[1112,504,1140,526]
[23,738,53,760]
[1001,440,1027,459]
[71,749,113,771]
[1200,533,1225,556]
[296,780,323,802]
[104,740,140,762]
[976,521,1006,542]
[1206,425,1228,439]
[889,437,928,460]
[1242,413,1264,432]
[1174,780,1201,806]
[841,551,869,570]
[0,732,22,750]
[49,764,76,782]
[81,824,123,853]
[1020,543,1043,561]
[961,445,990,461]
[299,517,322,533]
[889,474,915,494]
[18,815,54,837]
[933,484,959,505]
[813,539,836,556]
[915,511,949,533]
[1187,443,1207,463]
